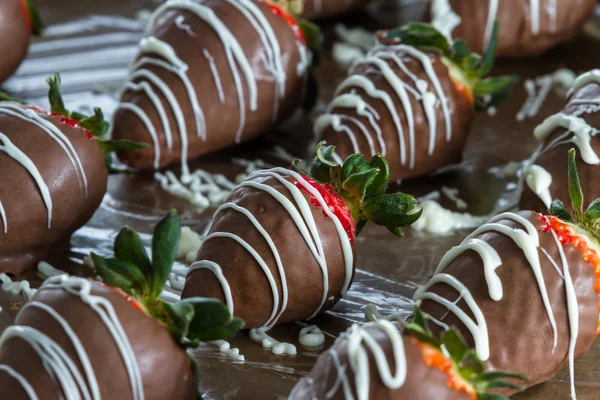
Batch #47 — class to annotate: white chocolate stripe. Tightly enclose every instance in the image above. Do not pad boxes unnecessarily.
[149,1,258,144]
[549,228,579,399]
[353,56,416,168]
[188,260,234,313]
[0,365,38,400]
[118,103,161,169]
[214,203,288,328]
[135,40,206,141]
[40,276,144,400]
[0,105,88,196]
[327,93,385,154]
[128,68,190,176]
[535,113,600,165]
[314,114,370,156]
[0,200,6,233]
[334,75,405,162]
[415,212,560,361]
[0,132,53,228]
[203,49,225,104]
[124,81,173,149]
[204,231,280,327]
[484,0,544,46]
[23,301,101,400]
[567,69,600,97]
[0,326,91,400]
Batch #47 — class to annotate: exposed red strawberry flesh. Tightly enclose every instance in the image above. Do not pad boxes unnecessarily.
[260,0,306,44]
[28,106,94,140]
[295,176,355,242]
[112,286,146,312]
[451,75,473,106]
[417,339,476,400]
[540,214,600,334]
[19,0,32,32]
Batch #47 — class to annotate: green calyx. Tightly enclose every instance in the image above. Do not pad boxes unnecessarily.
[550,149,600,244]
[92,211,242,399]
[91,210,243,347]
[46,72,146,173]
[407,306,529,399]
[301,141,422,237]
[381,22,518,110]
[24,0,44,36]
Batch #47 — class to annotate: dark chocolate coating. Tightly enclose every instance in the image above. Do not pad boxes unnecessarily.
[301,0,368,19]
[449,0,596,57]
[0,280,196,399]
[321,45,473,181]
[113,0,306,170]
[520,82,600,213]
[420,211,600,392]
[290,328,472,400]
[182,172,356,329]
[0,0,30,83]
[0,105,108,274]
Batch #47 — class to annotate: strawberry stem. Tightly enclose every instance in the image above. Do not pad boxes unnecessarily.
[303,142,422,237]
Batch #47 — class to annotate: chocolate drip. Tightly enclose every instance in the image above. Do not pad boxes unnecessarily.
[112,0,307,172]
[0,104,107,274]
[418,211,600,392]
[319,44,472,181]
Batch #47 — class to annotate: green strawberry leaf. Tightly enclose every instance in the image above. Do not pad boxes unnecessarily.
[383,22,450,54]
[366,155,390,198]
[342,168,379,201]
[150,209,181,299]
[114,227,152,279]
[567,148,584,220]
[0,92,27,104]
[362,193,422,227]
[160,300,195,344]
[91,253,147,295]
[550,200,574,223]
[96,139,148,153]
[24,0,44,36]
[585,198,600,220]
[441,329,468,362]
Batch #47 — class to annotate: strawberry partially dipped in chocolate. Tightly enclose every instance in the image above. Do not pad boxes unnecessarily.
[182,142,421,353]
[317,22,517,181]
[289,307,527,399]
[416,149,600,397]
[0,0,43,84]
[0,73,144,274]
[0,210,242,400]
[112,0,321,176]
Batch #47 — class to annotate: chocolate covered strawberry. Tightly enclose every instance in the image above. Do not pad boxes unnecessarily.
[0,210,242,400]
[112,0,320,176]
[289,307,527,399]
[317,22,517,181]
[0,73,144,274]
[417,149,600,396]
[182,142,421,354]
[272,0,368,19]
[0,0,43,83]
[434,0,596,58]
[521,69,600,213]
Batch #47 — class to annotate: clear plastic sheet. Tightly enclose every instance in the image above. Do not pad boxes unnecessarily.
[1,0,600,398]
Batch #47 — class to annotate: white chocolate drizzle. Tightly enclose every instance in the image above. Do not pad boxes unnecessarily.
[0,365,38,399]
[0,274,36,299]
[319,43,452,170]
[121,0,306,184]
[299,325,325,347]
[0,104,88,196]
[188,168,354,355]
[36,275,145,400]
[525,164,553,208]
[414,213,560,361]
[0,201,6,233]
[0,132,53,228]
[483,0,549,47]
[567,69,600,97]
[316,320,407,399]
